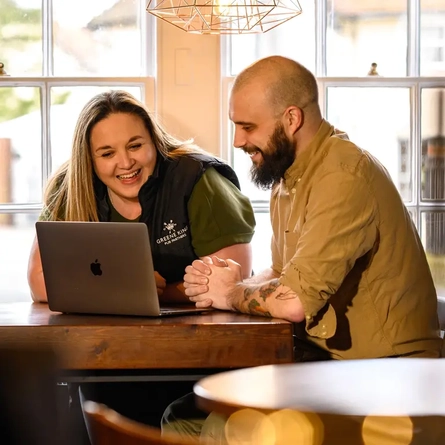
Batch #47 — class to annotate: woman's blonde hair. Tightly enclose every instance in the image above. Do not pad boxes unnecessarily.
[44,90,202,222]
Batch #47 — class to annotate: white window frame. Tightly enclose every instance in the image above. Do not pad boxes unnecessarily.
[0,0,156,216]
[220,0,445,230]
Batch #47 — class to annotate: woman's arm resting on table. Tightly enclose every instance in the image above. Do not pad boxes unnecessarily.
[209,242,252,279]
[159,282,189,304]
[27,237,48,303]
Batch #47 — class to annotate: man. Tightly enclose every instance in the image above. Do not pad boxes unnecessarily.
[185,55,441,360]
[162,55,442,440]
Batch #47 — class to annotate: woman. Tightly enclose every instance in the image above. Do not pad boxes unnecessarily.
[28,90,255,303]
[26,90,255,439]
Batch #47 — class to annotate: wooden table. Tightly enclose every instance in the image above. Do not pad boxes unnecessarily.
[194,359,445,444]
[0,302,294,381]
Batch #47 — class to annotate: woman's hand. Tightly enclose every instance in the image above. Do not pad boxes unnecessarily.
[154,271,166,296]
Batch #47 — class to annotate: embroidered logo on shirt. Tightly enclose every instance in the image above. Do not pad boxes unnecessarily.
[156,222,188,246]
[163,220,177,234]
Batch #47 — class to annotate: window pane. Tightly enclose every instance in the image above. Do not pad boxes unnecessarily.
[327,87,411,201]
[0,87,42,204]
[251,211,272,274]
[0,0,42,76]
[421,1,445,76]
[421,211,445,297]
[50,86,142,173]
[228,0,315,75]
[421,88,445,202]
[327,0,407,76]
[53,0,143,76]
[0,212,37,302]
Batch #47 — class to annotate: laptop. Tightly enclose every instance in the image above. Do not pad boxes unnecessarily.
[35,221,213,317]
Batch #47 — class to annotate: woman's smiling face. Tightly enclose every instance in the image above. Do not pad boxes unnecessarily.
[90,112,157,203]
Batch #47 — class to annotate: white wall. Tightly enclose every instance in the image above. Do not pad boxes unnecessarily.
[156,21,221,156]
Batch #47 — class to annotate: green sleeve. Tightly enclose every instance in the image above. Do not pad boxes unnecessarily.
[38,208,50,221]
[187,167,256,257]
[38,203,65,221]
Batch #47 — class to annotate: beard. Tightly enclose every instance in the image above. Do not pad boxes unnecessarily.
[248,123,296,190]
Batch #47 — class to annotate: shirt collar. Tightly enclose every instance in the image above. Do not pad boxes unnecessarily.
[284,119,334,190]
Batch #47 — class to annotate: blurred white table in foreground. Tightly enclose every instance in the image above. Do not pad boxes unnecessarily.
[194,359,445,445]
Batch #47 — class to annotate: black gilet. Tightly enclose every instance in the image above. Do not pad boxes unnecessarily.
[94,153,241,283]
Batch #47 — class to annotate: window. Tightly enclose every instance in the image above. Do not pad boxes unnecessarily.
[222,0,445,296]
[0,0,155,301]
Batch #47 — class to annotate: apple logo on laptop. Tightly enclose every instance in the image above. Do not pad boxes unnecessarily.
[90,259,103,276]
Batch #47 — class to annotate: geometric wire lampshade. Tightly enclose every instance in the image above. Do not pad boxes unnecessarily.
[146,0,302,34]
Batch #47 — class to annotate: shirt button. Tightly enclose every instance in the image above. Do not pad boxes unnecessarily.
[291,188,296,194]
[297,178,301,182]
[305,315,312,321]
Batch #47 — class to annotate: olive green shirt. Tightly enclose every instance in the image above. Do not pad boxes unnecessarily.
[110,167,255,256]
[272,119,442,359]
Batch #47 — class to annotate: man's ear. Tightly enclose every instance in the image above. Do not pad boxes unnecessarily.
[285,106,303,135]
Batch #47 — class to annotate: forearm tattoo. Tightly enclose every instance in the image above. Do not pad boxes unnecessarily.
[248,299,272,317]
[235,279,296,317]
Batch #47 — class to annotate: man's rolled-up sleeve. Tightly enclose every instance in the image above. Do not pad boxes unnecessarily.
[279,169,378,339]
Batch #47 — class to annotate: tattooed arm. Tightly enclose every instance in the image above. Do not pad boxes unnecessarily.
[184,257,305,322]
[228,278,305,322]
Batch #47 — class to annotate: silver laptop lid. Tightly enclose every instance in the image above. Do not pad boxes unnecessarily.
[36,221,161,316]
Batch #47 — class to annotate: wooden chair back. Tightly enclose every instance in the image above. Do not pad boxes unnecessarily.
[83,400,197,445]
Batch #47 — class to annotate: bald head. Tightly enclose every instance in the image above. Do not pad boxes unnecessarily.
[232,56,319,116]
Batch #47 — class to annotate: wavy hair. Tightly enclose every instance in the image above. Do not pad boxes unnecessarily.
[43,90,202,222]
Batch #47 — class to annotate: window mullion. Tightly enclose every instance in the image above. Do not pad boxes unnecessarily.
[407,0,421,76]
[411,84,421,222]
[317,79,327,118]
[41,0,53,192]
[42,0,53,76]
[221,77,234,163]
[141,1,156,77]
[41,83,51,189]
[315,0,327,77]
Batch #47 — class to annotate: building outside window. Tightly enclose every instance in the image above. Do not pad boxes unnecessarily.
[0,0,155,301]
[222,0,445,296]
